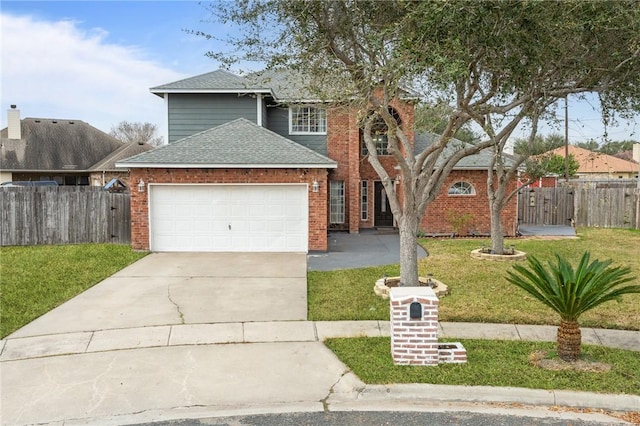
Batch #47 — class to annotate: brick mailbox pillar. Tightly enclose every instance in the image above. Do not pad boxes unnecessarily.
[389,286,439,365]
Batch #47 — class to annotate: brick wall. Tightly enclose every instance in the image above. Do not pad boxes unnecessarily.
[421,170,518,236]
[326,97,415,232]
[323,96,520,236]
[129,167,328,251]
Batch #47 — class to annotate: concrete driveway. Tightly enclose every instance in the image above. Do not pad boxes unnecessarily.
[9,252,308,339]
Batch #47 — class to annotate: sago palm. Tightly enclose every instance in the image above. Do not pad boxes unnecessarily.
[506,252,638,362]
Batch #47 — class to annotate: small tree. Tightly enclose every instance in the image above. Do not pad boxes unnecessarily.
[506,252,638,362]
[538,153,580,177]
[109,121,164,147]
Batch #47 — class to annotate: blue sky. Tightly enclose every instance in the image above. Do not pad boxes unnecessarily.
[1,1,229,137]
[1,1,638,144]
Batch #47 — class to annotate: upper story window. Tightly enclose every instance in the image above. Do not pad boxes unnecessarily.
[289,106,327,134]
[362,133,390,156]
[361,108,401,156]
[448,181,476,196]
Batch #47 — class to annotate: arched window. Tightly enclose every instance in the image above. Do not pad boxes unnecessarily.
[448,181,476,196]
[361,108,401,156]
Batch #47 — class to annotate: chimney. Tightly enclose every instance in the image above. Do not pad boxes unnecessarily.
[7,105,21,140]
[633,143,640,164]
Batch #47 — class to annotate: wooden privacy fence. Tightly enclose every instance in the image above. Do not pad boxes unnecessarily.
[0,187,130,246]
[517,187,574,226]
[572,184,640,229]
[518,182,640,230]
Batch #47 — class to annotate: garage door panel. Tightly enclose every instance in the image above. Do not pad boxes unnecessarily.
[150,184,308,252]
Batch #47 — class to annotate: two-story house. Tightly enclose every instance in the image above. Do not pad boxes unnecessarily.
[118,69,518,253]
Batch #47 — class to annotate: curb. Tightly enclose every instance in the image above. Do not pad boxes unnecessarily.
[352,384,640,413]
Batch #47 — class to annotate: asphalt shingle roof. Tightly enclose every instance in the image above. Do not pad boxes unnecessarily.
[151,68,417,103]
[89,141,155,171]
[414,132,517,170]
[150,69,267,93]
[117,118,337,168]
[1,118,124,171]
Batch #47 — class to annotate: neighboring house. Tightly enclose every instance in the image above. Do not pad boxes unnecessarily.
[519,176,559,188]
[117,69,518,253]
[0,106,153,187]
[547,145,639,180]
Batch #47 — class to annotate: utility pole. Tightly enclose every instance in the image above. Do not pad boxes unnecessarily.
[564,96,569,182]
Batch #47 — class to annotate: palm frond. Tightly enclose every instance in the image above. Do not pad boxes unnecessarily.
[506,252,639,322]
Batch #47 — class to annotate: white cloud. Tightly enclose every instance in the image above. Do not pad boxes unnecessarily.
[0,12,185,135]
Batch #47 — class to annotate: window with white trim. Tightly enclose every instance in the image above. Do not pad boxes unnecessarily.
[361,180,368,221]
[289,106,327,134]
[330,181,345,224]
[448,181,476,196]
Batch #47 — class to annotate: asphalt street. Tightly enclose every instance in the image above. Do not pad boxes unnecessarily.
[128,410,624,426]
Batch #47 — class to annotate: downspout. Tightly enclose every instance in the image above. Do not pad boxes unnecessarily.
[256,93,263,126]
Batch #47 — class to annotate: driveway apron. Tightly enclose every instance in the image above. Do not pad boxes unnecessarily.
[9,252,308,338]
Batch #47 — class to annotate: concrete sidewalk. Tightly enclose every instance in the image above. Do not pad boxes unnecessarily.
[2,321,638,362]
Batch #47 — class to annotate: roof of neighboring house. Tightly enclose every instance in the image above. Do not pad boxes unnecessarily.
[548,145,639,174]
[116,118,337,169]
[1,118,124,172]
[414,132,518,170]
[89,141,155,171]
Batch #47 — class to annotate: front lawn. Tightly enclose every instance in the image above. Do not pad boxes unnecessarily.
[325,337,640,395]
[308,228,640,330]
[0,244,147,338]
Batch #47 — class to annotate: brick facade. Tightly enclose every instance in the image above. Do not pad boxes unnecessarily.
[421,170,518,236]
[129,167,329,251]
[326,99,517,236]
[129,94,518,253]
[326,98,415,232]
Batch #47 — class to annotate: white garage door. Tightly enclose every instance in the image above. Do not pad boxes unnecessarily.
[149,184,308,252]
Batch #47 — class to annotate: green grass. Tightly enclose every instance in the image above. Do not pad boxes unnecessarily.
[325,337,640,395]
[309,228,640,330]
[0,244,147,338]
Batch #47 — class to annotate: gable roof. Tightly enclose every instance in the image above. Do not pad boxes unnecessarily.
[151,68,418,103]
[89,140,155,171]
[1,118,124,172]
[150,69,270,96]
[548,145,638,174]
[116,118,337,169]
[414,132,517,170]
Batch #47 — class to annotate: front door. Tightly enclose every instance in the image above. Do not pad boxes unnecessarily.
[374,181,394,227]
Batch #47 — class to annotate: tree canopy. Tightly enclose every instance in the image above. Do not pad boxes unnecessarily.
[109,121,164,147]
[201,0,640,282]
[576,139,638,156]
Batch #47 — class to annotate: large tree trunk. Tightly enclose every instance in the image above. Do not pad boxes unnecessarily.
[398,215,419,287]
[490,200,505,254]
[557,320,582,362]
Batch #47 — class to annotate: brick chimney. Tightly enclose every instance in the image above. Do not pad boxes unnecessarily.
[7,105,21,140]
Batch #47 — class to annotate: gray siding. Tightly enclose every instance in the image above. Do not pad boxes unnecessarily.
[266,106,327,155]
[167,94,257,143]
